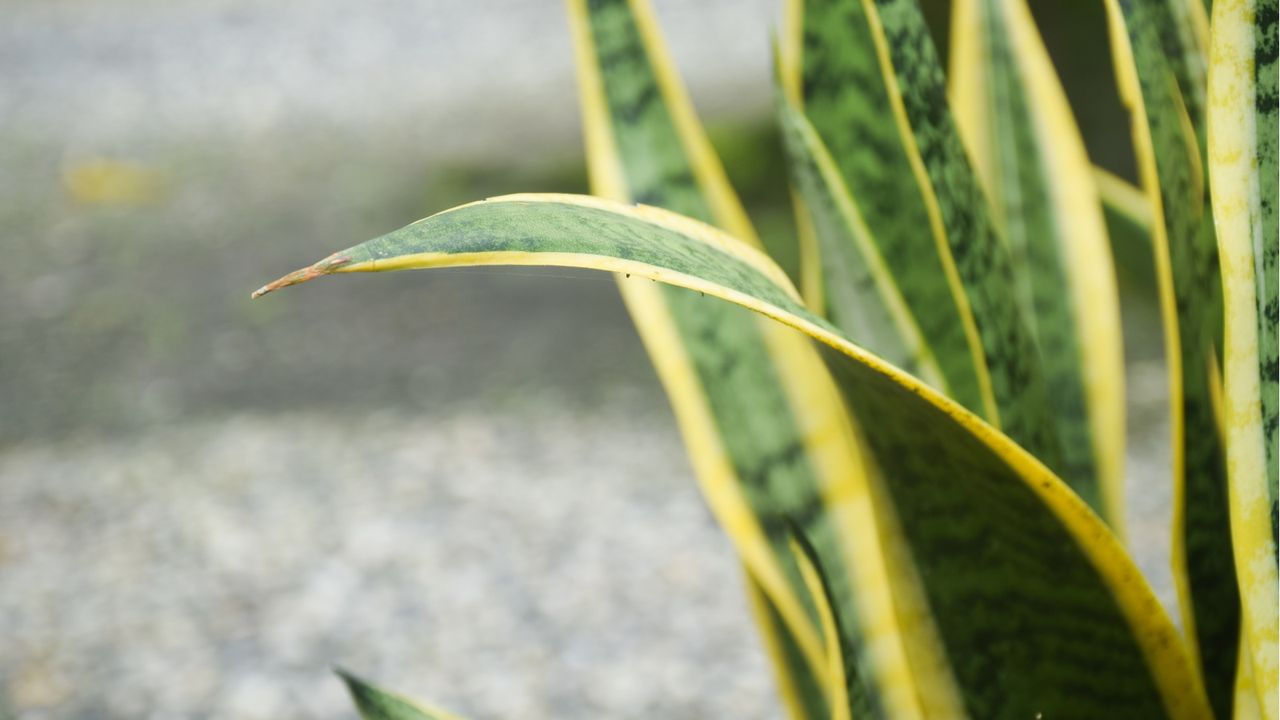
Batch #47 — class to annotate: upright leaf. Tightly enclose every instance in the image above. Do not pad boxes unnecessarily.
[256,193,1215,719]
[948,0,1127,527]
[776,101,948,393]
[567,0,943,714]
[792,0,1062,474]
[1167,0,1213,135]
[1208,0,1278,715]
[779,0,991,422]
[1106,1,1240,713]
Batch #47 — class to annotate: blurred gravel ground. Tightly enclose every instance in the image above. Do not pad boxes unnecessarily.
[0,409,777,719]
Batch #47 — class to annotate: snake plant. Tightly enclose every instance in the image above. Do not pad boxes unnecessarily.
[255,0,1277,717]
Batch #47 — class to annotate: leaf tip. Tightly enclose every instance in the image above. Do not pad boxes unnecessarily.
[251,254,352,299]
[333,665,370,700]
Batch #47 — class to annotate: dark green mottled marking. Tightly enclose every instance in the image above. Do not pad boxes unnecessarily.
[584,0,875,712]
[963,0,1107,517]
[797,0,986,417]
[1114,0,1238,714]
[819,343,1168,719]
[864,0,1061,472]
[1254,0,1279,549]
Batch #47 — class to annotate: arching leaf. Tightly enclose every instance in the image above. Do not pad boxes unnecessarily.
[256,193,1213,719]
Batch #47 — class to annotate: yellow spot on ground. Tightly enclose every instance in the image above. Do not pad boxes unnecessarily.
[63,159,161,206]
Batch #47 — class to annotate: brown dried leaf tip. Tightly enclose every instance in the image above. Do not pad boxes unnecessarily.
[251,254,352,299]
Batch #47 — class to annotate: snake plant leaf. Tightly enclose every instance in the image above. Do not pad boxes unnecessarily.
[775,101,947,395]
[570,0,820,693]
[337,669,465,720]
[1096,166,1160,293]
[255,193,1214,719]
[794,0,1062,475]
[788,529,855,720]
[744,572,832,719]
[1106,1,1239,712]
[778,0,989,423]
[1163,0,1212,139]
[567,0,941,714]
[948,0,1127,529]
[1207,0,1278,715]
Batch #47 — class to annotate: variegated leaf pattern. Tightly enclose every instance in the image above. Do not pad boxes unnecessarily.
[1106,0,1239,712]
[257,193,1214,719]
[775,101,947,396]
[1208,0,1278,716]
[791,0,1062,475]
[949,0,1127,527]
[567,0,937,714]
[779,0,990,422]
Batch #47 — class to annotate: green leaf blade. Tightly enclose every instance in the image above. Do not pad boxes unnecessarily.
[948,0,1127,527]
[571,0,888,712]
[776,102,944,389]
[821,344,1169,719]
[830,0,1062,474]
[783,0,990,421]
[1107,0,1239,711]
[257,193,1213,719]
[745,573,833,720]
